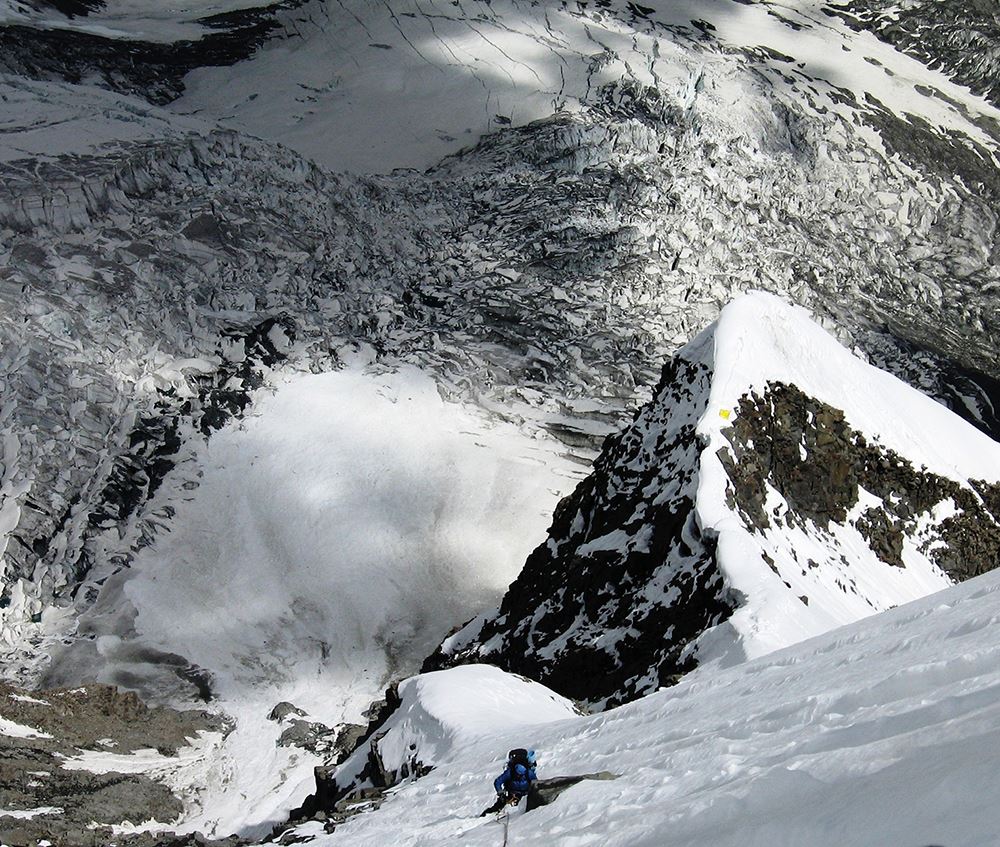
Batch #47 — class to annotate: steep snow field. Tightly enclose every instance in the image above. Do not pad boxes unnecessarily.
[2,0,1000,840]
[289,566,1000,847]
[44,363,580,835]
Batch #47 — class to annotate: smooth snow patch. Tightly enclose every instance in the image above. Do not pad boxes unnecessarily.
[336,665,578,788]
[0,715,53,739]
[0,806,63,819]
[9,693,50,706]
[59,733,223,775]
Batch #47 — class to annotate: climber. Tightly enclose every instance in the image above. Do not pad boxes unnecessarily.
[480,748,537,816]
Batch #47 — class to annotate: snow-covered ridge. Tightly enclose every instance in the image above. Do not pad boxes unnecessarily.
[436,294,1000,705]
[275,564,1000,847]
[1,3,1000,836]
[695,293,1000,665]
[320,665,578,812]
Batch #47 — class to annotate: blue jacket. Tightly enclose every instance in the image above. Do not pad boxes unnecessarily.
[494,763,536,795]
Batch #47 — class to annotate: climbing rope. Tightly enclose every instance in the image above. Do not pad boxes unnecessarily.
[501,810,510,847]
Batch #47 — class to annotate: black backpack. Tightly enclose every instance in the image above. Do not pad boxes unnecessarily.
[507,748,534,771]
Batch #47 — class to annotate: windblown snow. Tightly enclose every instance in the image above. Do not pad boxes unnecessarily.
[39,363,579,835]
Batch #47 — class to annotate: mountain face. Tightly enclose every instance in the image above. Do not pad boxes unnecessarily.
[1,0,1000,839]
[5,54,999,683]
[431,295,1000,708]
[429,351,730,708]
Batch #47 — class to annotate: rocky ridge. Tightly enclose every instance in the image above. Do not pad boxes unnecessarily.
[432,297,1000,707]
[427,353,731,708]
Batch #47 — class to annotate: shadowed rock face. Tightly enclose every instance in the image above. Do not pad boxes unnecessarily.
[0,0,304,105]
[720,381,1000,578]
[427,355,736,709]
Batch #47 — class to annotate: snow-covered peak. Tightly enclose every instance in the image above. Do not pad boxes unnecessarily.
[695,293,1000,664]
[436,293,1000,704]
[699,292,1000,487]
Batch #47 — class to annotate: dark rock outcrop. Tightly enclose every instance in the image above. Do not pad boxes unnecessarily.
[720,381,1000,578]
[285,684,404,826]
[526,772,617,811]
[0,1,305,105]
[426,352,736,709]
[0,683,229,847]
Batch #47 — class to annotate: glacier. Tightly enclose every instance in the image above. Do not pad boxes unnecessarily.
[0,0,998,842]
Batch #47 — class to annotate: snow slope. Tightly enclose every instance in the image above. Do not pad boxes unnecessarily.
[172,0,1000,172]
[1,0,999,839]
[280,565,1000,847]
[0,76,214,163]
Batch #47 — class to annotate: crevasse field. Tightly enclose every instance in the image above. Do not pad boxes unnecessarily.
[2,0,1000,842]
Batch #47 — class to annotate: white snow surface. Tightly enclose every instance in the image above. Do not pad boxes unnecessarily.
[77,363,579,835]
[171,0,1000,172]
[701,293,1000,485]
[0,806,63,820]
[693,293,1000,666]
[0,715,53,739]
[336,665,577,788]
[280,566,1000,847]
